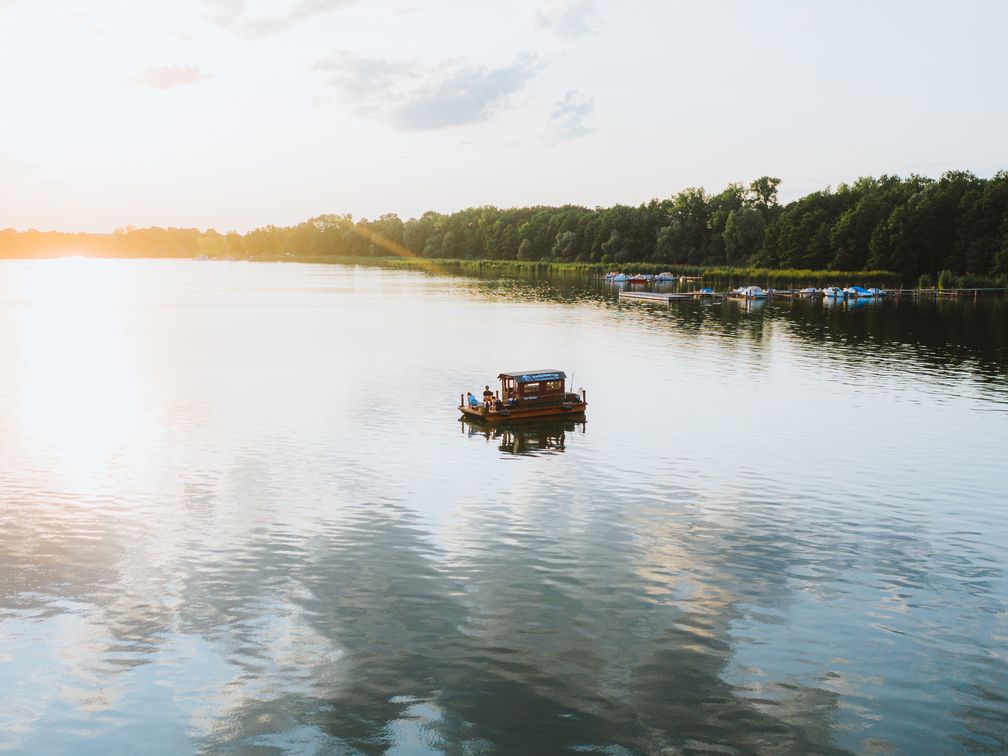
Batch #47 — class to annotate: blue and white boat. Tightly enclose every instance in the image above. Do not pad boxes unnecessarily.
[800,287,819,295]
[821,286,845,298]
[734,285,767,299]
[845,286,875,298]
[654,272,676,282]
[867,287,887,297]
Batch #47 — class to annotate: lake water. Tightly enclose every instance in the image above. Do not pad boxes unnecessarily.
[0,259,1005,754]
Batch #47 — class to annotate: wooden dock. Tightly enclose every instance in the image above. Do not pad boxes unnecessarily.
[618,290,726,303]
[618,289,812,303]
[618,287,1007,305]
[887,287,1008,298]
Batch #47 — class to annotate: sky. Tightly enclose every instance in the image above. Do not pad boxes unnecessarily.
[0,0,1006,233]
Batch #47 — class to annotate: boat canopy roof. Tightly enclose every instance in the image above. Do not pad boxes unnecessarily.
[498,370,566,384]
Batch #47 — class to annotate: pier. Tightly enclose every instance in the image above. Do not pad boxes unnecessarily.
[618,287,1008,305]
[617,289,803,303]
[617,291,723,303]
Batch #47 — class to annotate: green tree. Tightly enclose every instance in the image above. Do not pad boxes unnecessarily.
[196,230,225,258]
[551,230,578,260]
[723,206,766,265]
[600,229,629,263]
[748,176,781,211]
[441,230,462,258]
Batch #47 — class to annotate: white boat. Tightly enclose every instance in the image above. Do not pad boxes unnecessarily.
[821,286,845,298]
[867,287,887,297]
[735,285,766,299]
[800,287,819,295]
[845,286,875,298]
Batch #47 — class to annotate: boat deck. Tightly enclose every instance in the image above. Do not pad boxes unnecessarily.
[459,400,586,423]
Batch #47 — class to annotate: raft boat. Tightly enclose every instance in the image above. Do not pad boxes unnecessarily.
[460,369,587,423]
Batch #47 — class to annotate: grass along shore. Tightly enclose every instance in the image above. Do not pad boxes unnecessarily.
[277,255,899,283]
[226,254,1008,289]
[268,255,937,289]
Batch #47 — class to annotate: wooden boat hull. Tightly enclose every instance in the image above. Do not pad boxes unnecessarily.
[459,401,586,423]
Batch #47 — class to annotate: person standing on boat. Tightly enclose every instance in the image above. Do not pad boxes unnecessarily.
[482,385,494,409]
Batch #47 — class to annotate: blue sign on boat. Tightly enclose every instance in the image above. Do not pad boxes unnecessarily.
[522,372,561,382]
[497,369,567,384]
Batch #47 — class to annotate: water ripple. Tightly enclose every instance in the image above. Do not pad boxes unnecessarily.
[0,261,1005,753]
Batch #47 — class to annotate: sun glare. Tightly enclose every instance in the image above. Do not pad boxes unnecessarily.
[12,258,142,487]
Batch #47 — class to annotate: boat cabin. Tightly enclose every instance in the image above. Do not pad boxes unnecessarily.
[499,370,567,405]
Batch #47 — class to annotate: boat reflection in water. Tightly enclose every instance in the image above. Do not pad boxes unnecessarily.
[844,294,885,308]
[730,296,766,313]
[822,294,884,309]
[460,417,586,455]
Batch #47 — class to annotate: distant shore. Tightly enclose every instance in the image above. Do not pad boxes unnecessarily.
[4,172,1008,288]
[5,252,983,289]
[6,252,1008,289]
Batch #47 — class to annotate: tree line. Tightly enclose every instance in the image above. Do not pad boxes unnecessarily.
[3,171,1007,278]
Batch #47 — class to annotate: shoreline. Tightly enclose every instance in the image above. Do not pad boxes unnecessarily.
[4,253,1008,290]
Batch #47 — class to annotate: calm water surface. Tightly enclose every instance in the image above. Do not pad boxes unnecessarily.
[0,259,1006,754]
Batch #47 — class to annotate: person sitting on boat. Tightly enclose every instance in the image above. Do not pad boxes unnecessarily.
[483,385,494,409]
[467,392,480,409]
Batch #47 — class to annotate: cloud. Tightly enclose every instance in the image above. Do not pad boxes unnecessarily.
[537,0,600,40]
[204,0,355,37]
[546,90,595,141]
[313,53,413,105]
[130,65,213,90]
[313,52,543,130]
[0,151,37,174]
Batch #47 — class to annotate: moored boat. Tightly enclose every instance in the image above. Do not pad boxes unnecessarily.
[821,286,845,298]
[733,285,767,299]
[845,285,875,298]
[460,369,587,423]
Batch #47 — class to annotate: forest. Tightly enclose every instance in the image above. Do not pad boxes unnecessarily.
[3,171,1007,281]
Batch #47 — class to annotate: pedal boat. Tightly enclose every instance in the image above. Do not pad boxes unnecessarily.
[459,369,587,423]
